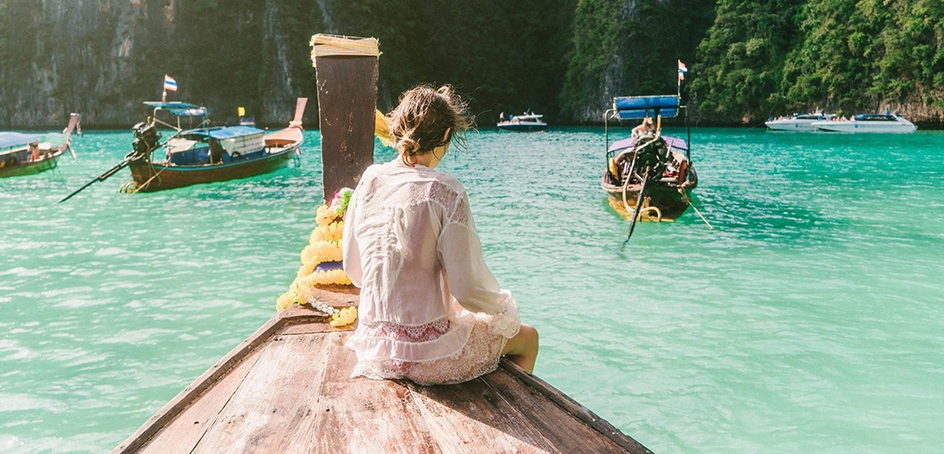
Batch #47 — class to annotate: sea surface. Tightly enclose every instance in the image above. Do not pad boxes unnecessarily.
[1,127,942,453]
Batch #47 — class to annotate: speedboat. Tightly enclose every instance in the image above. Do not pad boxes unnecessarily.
[497,112,547,132]
[811,113,917,133]
[765,113,836,131]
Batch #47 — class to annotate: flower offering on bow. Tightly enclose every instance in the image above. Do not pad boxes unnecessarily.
[276,188,357,316]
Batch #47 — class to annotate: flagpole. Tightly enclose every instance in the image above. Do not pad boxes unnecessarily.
[677,59,682,100]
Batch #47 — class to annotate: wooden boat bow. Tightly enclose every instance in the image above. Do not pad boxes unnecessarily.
[113,286,652,454]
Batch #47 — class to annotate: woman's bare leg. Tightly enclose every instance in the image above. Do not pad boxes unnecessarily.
[502,323,539,373]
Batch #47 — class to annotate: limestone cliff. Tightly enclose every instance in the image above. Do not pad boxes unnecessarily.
[0,0,323,129]
[0,0,577,129]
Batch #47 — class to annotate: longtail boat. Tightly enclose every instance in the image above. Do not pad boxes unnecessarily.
[0,113,80,178]
[113,287,653,454]
[60,100,306,202]
[602,95,697,222]
[123,98,307,192]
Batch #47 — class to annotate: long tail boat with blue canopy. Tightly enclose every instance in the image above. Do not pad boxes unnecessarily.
[602,93,697,223]
[124,98,307,192]
[0,113,81,179]
[59,99,306,202]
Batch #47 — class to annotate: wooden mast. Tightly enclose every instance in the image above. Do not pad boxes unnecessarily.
[311,34,380,202]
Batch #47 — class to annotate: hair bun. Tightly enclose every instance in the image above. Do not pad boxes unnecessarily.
[397,137,420,156]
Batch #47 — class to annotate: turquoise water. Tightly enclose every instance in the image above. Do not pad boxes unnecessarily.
[2,128,943,453]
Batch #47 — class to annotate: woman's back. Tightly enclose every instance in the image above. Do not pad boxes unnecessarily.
[342,84,537,385]
[346,160,468,325]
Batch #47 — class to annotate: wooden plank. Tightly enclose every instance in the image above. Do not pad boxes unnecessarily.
[112,314,293,454]
[315,55,377,202]
[279,322,348,336]
[138,353,261,454]
[305,332,442,454]
[190,333,331,454]
[408,377,558,454]
[491,361,653,454]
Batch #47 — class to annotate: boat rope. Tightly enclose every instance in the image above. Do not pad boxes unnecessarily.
[641,206,662,222]
[131,165,166,194]
[620,134,666,222]
[679,187,713,230]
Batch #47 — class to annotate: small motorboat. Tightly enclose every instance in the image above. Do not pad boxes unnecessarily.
[0,114,81,178]
[765,112,836,131]
[811,113,917,133]
[497,112,547,132]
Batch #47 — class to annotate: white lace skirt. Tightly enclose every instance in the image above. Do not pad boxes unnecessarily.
[349,314,509,386]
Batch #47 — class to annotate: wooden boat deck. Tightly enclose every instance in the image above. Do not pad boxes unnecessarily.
[113,286,652,453]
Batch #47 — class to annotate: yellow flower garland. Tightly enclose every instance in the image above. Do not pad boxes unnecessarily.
[275,188,357,327]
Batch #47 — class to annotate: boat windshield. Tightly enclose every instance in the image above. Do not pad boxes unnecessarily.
[854,114,896,121]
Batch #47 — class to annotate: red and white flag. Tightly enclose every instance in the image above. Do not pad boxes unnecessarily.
[678,60,688,81]
[163,75,178,92]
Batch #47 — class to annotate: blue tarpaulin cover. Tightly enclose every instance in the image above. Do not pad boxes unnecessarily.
[614,95,679,109]
[614,95,680,119]
[0,132,42,150]
[190,126,265,140]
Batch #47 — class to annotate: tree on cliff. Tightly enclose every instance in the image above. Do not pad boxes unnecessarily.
[560,0,714,123]
[689,0,804,123]
[781,0,944,117]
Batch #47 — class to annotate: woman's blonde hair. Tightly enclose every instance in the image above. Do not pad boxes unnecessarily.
[388,85,472,165]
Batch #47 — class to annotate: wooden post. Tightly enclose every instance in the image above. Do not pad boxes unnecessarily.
[311,35,380,202]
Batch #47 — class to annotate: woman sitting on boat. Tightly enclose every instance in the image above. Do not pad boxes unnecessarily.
[342,85,539,385]
[631,117,655,138]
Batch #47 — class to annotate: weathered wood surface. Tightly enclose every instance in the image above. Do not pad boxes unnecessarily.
[315,55,377,202]
[114,287,653,454]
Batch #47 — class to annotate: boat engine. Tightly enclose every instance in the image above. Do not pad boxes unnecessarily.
[131,122,161,159]
[628,136,671,181]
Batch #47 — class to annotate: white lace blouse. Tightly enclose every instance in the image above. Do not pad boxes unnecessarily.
[342,160,520,369]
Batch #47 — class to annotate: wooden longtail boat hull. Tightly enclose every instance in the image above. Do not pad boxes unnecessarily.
[602,168,698,222]
[128,147,295,192]
[0,150,63,178]
[114,286,652,454]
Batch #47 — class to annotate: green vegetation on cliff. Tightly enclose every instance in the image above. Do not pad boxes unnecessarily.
[561,0,715,122]
[689,0,803,121]
[694,0,944,123]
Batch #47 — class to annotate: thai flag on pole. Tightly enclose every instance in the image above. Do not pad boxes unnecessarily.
[163,75,178,92]
[678,60,688,81]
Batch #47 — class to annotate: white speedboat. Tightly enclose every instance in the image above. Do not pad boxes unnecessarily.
[497,113,547,132]
[765,113,836,131]
[811,113,917,133]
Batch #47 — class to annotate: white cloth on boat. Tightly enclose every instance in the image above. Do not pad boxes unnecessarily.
[343,160,520,384]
